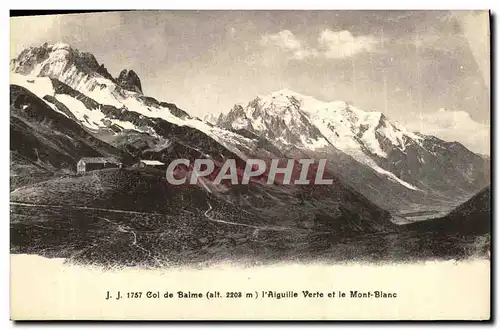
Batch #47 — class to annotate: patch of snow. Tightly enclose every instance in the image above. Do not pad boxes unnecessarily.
[10,73,55,99]
[250,115,265,131]
[231,116,248,130]
[55,94,106,130]
[115,96,187,127]
[186,119,250,159]
[44,99,70,119]
[260,91,422,191]
[109,119,145,132]
[51,42,71,51]
[10,73,71,118]
[371,165,420,191]
[140,160,165,166]
[59,65,123,108]
[356,112,387,157]
[277,136,289,145]
[302,136,330,150]
[379,119,424,152]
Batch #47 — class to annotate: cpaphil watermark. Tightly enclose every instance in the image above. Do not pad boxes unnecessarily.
[165,158,333,185]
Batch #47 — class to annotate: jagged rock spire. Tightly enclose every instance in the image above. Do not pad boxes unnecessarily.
[116,69,142,94]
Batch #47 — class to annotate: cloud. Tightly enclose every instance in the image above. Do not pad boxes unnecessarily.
[261,30,301,51]
[260,30,316,60]
[405,108,490,155]
[317,29,378,59]
[260,29,377,60]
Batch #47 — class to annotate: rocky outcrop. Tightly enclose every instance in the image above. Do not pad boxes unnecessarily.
[116,69,142,94]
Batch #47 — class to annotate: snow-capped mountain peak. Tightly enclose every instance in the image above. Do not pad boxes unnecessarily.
[10,42,266,166]
[216,89,438,190]
[219,89,424,156]
[12,42,102,78]
[9,43,489,214]
[11,42,149,103]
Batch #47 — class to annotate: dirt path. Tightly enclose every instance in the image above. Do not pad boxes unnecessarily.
[97,216,166,268]
[202,202,324,233]
[10,201,160,216]
[11,201,326,234]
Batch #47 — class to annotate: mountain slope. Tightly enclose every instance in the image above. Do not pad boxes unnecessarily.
[10,84,134,174]
[216,89,490,212]
[10,42,400,235]
[10,41,490,217]
[9,79,397,234]
[406,186,491,235]
[10,166,396,234]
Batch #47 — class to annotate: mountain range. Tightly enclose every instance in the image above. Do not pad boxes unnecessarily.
[10,42,490,235]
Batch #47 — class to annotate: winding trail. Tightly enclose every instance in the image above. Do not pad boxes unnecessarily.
[10,201,160,216]
[98,216,166,268]
[11,201,168,267]
[202,202,323,233]
[11,201,327,235]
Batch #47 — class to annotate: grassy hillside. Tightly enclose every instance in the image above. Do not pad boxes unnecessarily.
[404,186,490,235]
[11,166,398,234]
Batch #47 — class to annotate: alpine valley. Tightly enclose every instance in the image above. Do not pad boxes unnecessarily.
[10,42,491,267]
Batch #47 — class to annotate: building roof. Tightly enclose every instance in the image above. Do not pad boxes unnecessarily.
[139,160,165,166]
[79,157,121,164]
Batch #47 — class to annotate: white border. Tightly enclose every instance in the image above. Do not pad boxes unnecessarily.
[3,2,498,328]
[5,2,499,10]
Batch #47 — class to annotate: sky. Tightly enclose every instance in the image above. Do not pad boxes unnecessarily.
[10,11,490,154]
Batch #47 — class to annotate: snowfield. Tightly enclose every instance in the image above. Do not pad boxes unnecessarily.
[223,89,424,190]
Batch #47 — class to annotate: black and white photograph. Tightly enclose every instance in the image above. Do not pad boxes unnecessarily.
[8,10,491,320]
